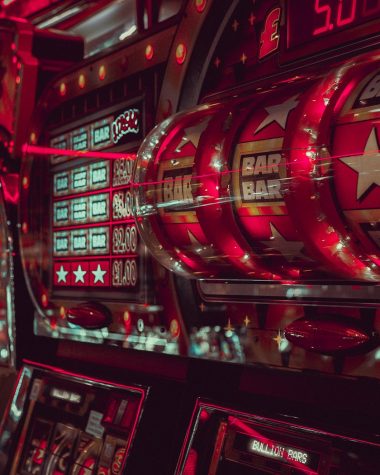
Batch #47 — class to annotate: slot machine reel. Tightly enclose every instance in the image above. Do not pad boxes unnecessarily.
[284,51,380,281]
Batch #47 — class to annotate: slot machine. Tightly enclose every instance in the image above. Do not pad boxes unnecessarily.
[0,17,83,416]
[1,2,190,474]
[1,1,380,474]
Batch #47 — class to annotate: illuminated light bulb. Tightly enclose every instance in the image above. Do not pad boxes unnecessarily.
[15,76,21,85]
[98,65,106,81]
[30,132,37,144]
[21,222,28,234]
[170,319,180,337]
[59,82,67,96]
[195,0,207,12]
[12,56,17,64]
[145,44,154,61]
[59,306,66,318]
[11,42,16,51]
[175,43,187,65]
[41,293,48,308]
[22,176,29,189]
[78,73,86,89]
[123,311,130,322]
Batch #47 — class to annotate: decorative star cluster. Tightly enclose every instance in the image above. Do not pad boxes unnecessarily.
[56,263,107,284]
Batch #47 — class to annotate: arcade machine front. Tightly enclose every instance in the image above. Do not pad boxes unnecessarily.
[1,2,189,474]
[2,0,380,474]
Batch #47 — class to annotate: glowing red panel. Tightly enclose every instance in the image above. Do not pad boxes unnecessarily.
[288,0,380,48]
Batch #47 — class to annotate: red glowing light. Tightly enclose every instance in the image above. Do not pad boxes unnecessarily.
[15,76,21,85]
[22,144,137,161]
[59,82,66,97]
[98,64,106,81]
[145,44,154,60]
[41,293,48,308]
[194,0,206,13]
[21,222,28,234]
[175,43,187,65]
[170,319,180,337]
[1,174,19,205]
[78,73,86,89]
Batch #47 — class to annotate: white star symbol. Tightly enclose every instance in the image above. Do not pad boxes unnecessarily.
[175,117,211,152]
[73,265,86,283]
[56,265,68,283]
[92,264,107,283]
[339,128,380,200]
[255,95,299,134]
[262,223,304,262]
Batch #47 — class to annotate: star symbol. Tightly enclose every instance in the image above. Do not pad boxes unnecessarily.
[56,265,68,283]
[248,13,256,26]
[224,319,234,332]
[214,57,221,68]
[339,128,380,200]
[232,19,239,31]
[199,302,206,312]
[240,52,247,64]
[92,264,106,283]
[73,265,86,283]
[243,315,251,327]
[254,95,299,134]
[175,117,211,152]
[262,223,304,262]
